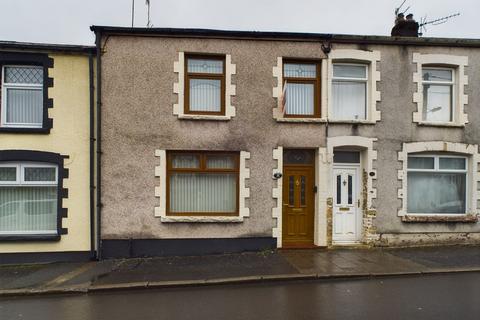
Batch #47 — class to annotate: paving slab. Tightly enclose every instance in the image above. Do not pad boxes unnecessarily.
[281,248,427,275]
[386,245,480,268]
[92,251,299,285]
[0,262,88,290]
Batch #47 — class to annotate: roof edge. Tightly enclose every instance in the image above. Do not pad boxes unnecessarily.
[0,41,96,54]
[90,26,480,47]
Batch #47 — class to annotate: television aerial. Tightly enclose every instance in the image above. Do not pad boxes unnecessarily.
[394,1,460,36]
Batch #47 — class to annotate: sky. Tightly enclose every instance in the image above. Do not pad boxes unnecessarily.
[0,0,478,46]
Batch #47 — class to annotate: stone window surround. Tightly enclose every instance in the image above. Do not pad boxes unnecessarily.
[154,149,250,222]
[397,141,479,219]
[272,137,377,248]
[327,49,381,124]
[412,53,468,127]
[173,52,236,120]
[272,50,381,123]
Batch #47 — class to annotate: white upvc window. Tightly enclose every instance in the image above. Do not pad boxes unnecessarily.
[1,65,44,128]
[407,154,467,215]
[422,67,454,122]
[0,162,58,235]
[332,63,368,120]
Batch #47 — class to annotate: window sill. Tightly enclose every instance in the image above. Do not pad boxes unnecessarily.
[0,127,51,134]
[416,121,466,128]
[401,214,478,223]
[178,114,231,121]
[160,216,244,223]
[276,118,327,123]
[327,119,376,125]
[0,234,60,241]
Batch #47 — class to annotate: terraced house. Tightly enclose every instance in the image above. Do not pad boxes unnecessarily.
[90,26,480,258]
[0,42,96,263]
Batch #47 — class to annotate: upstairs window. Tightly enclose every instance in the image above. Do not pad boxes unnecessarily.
[282,61,320,118]
[1,66,44,128]
[332,63,368,120]
[422,67,454,122]
[0,162,58,236]
[407,154,467,214]
[185,55,225,115]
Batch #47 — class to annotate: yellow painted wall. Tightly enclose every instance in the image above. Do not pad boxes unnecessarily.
[0,53,91,253]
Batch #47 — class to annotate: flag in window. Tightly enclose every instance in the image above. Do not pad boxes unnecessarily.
[280,80,287,115]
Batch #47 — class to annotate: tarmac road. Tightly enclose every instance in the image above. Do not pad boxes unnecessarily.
[1,272,479,320]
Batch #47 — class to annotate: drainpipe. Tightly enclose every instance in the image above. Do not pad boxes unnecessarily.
[88,52,96,260]
[95,30,103,260]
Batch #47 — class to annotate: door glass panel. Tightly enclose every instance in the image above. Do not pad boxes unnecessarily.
[336,175,341,204]
[333,151,360,164]
[289,176,294,206]
[283,149,315,165]
[348,175,353,204]
[300,176,306,206]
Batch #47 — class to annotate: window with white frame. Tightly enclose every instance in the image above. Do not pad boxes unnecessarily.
[0,162,58,235]
[422,67,454,122]
[1,66,44,128]
[407,154,467,214]
[332,63,368,120]
[282,61,321,117]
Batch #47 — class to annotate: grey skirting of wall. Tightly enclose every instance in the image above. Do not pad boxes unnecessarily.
[0,251,92,264]
[101,237,277,259]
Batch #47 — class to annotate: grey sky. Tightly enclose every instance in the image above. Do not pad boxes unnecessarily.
[0,0,478,45]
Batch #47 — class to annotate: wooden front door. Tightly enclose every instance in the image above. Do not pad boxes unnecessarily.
[282,166,315,247]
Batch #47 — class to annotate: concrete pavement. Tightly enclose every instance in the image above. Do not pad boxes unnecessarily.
[1,245,480,296]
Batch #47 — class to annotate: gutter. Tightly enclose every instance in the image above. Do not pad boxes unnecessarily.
[88,52,96,260]
[94,30,103,260]
[89,26,480,48]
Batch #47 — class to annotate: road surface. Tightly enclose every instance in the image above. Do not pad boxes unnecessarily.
[1,272,479,320]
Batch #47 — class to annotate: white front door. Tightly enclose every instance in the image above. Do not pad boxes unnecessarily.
[332,167,361,243]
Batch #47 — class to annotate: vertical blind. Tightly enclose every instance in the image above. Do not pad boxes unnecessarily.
[170,173,236,213]
[0,187,57,234]
[286,83,314,115]
[189,79,221,112]
[332,64,367,120]
[187,58,223,113]
[3,66,43,127]
[0,163,58,235]
[283,62,317,116]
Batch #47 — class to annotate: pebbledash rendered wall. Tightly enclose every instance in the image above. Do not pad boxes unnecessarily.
[96,29,480,256]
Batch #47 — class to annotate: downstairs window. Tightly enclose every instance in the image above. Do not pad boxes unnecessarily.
[407,154,467,214]
[0,162,58,236]
[167,151,239,216]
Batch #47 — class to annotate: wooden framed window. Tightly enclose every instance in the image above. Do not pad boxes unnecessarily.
[185,55,225,115]
[166,151,239,216]
[282,60,321,118]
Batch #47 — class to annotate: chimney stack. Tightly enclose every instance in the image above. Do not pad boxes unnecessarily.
[391,13,419,37]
